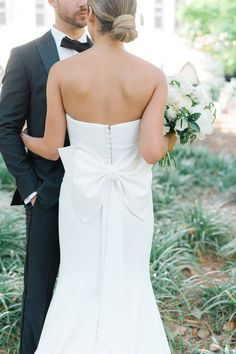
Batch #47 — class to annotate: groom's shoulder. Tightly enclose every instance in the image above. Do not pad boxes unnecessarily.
[11,31,53,57]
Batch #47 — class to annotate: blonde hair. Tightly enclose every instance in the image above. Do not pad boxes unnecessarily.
[88,0,138,43]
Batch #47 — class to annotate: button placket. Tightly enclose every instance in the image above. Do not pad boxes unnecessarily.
[106,126,112,165]
[105,125,115,184]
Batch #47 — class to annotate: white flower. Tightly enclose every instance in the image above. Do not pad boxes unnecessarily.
[163,125,171,135]
[166,107,177,120]
[180,81,194,95]
[179,96,193,110]
[168,87,182,105]
[190,104,205,115]
[175,118,188,131]
[196,109,214,136]
[193,86,211,107]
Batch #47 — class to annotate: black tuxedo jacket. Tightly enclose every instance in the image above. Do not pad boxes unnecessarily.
[0,31,93,209]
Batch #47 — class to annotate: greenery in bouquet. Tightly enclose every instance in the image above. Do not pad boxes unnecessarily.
[160,74,216,168]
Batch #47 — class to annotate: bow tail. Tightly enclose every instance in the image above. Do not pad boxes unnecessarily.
[95,184,127,354]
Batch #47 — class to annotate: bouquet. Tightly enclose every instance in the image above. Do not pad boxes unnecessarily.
[160,74,216,168]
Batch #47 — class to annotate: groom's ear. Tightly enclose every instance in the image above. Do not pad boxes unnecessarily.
[48,0,57,10]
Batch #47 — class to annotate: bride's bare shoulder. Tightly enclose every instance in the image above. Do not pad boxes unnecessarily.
[48,52,88,77]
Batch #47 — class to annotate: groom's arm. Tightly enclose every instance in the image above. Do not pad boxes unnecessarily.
[0,47,38,201]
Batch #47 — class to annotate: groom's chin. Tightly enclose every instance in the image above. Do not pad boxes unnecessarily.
[74,17,88,28]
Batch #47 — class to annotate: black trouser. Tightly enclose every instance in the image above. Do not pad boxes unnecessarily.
[19,199,60,354]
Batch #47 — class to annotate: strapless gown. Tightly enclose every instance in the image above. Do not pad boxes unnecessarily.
[34,115,171,354]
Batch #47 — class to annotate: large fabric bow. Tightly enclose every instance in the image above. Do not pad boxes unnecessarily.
[58,145,153,223]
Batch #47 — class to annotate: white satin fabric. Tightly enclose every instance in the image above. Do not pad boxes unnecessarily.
[34,115,171,354]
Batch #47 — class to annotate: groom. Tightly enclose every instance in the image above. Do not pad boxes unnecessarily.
[0,0,92,353]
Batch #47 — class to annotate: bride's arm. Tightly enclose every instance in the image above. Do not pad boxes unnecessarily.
[21,64,66,161]
[140,70,176,164]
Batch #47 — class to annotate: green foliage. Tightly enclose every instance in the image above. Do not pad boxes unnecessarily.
[0,154,14,191]
[0,211,25,353]
[152,144,236,352]
[154,145,236,196]
[178,0,236,76]
[181,203,234,256]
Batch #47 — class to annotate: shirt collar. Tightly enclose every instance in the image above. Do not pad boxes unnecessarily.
[51,26,88,45]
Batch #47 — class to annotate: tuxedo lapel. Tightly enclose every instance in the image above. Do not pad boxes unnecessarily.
[36,31,59,74]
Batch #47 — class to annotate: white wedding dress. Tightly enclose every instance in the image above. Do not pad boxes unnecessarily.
[34,115,171,354]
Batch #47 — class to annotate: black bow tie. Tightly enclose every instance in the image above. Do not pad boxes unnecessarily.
[60,36,90,53]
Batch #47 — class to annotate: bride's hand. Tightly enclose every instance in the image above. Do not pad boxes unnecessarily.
[167,132,177,152]
[21,128,30,147]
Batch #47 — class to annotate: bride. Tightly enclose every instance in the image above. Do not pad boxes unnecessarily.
[21,0,176,352]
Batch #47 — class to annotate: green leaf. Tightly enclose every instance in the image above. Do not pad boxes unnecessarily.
[191,112,201,121]
[170,79,181,88]
[190,121,201,133]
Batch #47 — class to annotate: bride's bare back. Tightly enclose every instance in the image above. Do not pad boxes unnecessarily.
[26,44,169,163]
[55,47,164,125]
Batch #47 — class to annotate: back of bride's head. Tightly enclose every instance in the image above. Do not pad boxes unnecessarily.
[88,0,138,43]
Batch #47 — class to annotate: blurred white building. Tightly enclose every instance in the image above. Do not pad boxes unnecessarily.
[0,0,53,68]
[137,0,177,33]
[0,0,178,68]
[128,0,183,72]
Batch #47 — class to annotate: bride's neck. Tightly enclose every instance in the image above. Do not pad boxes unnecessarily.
[92,33,124,52]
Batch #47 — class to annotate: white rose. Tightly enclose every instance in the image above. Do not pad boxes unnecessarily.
[168,87,182,105]
[179,96,193,110]
[193,86,211,108]
[166,107,177,120]
[196,109,214,136]
[163,125,171,135]
[175,118,188,131]
[190,104,205,115]
[180,81,194,95]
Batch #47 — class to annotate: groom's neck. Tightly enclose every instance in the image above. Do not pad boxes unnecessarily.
[54,20,86,40]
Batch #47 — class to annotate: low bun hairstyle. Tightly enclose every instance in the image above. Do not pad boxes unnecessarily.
[87,0,138,43]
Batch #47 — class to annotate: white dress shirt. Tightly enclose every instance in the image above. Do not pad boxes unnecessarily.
[51,26,88,60]
[24,27,88,205]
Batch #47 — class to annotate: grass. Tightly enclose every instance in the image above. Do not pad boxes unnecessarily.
[0,209,24,353]
[0,156,14,191]
[151,145,236,353]
[0,144,236,353]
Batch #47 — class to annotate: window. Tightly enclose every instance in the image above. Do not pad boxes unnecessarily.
[36,3,44,9]
[35,0,45,26]
[154,0,163,29]
[36,13,44,26]
[0,0,6,25]
[140,14,144,26]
